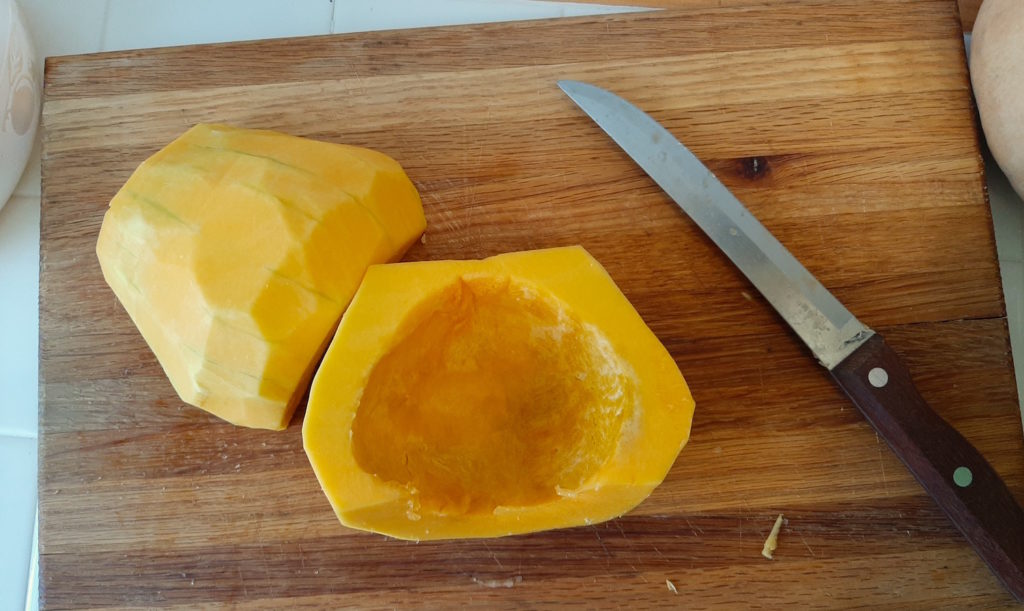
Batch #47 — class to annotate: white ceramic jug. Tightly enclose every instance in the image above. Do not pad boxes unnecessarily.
[0,0,39,212]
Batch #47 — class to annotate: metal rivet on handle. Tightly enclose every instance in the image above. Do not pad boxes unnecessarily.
[953,466,973,488]
[868,367,888,388]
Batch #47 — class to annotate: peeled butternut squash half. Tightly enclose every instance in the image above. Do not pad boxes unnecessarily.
[303,246,695,540]
[96,124,425,430]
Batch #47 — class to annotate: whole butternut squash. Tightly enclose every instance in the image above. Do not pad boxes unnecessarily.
[970,0,1024,198]
[96,124,425,430]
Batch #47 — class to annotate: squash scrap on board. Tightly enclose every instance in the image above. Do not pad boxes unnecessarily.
[96,123,425,430]
[303,246,695,540]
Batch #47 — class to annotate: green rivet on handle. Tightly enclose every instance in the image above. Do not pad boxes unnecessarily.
[953,466,973,488]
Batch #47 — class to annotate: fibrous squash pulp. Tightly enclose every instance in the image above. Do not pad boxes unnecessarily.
[96,124,425,430]
[303,246,695,540]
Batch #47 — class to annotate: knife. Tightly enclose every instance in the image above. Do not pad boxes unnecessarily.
[558,80,1024,601]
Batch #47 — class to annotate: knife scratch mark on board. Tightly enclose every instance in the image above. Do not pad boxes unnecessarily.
[797,530,818,557]
[236,566,249,597]
[416,180,446,211]
[688,263,710,293]
[593,526,612,563]
[757,365,767,409]
[614,519,628,541]
[875,432,891,496]
[429,177,465,233]
[482,541,505,569]
[351,68,368,98]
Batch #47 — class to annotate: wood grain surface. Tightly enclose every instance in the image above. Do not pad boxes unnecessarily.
[571,0,983,31]
[959,0,983,30]
[39,0,1024,608]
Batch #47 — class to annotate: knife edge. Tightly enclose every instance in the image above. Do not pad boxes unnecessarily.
[557,79,872,369]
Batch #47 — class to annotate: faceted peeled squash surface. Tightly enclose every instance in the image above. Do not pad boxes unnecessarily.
[96,124,425,430]
[303,246,695,540]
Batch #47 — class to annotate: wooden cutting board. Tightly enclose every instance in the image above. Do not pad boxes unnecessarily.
[39,0,1024,607]
[570,0,984,31]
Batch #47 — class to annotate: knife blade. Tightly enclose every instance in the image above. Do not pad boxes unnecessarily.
[558,79,1024,601]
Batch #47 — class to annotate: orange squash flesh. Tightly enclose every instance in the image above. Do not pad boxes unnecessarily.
[303,246,695,540]
[96,124,425,430]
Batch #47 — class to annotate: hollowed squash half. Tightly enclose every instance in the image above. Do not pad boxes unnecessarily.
[303,246,695,540]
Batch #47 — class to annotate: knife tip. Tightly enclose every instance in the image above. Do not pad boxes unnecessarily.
[557,80,590,100]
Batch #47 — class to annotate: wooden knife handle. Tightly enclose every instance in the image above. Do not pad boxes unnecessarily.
[830,333,1024,601]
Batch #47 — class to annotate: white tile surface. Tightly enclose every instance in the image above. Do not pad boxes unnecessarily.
[15,0,109,58]
[25,509,37,611]
[986,155,1024,430]
[988,156,1024,265]
[0,195,39,438]
[333,0,643,33]
[102,0,334,51]
[13,133,40,199]
[1000,259,1024,428]
[0,435,37,611]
